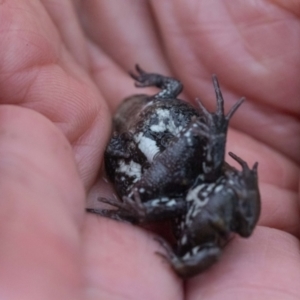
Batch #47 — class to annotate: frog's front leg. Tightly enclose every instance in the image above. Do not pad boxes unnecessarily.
[155,237,221,278]
[87,192,187,224]
[129,64,183,99]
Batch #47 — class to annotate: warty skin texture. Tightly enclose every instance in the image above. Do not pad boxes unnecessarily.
[87,66,260,277]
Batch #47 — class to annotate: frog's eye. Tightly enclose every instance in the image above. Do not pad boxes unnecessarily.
[235,189,261,237]
[239,199,253,218]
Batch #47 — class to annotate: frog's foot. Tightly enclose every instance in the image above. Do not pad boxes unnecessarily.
[87,192,187,224]
[195,75,245,133]
[155,237,221,278]
[87,190,147,224]
[129,64,183,99]
[191,77,244,180]
[86,206,137,223]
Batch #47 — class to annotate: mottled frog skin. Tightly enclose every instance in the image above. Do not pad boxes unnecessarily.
[87,66,261,278]
[158,152,260,277]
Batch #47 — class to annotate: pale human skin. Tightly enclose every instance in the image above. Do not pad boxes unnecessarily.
[0,1,299,299]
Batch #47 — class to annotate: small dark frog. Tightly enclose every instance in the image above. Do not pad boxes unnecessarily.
[88,66,244,223]
[156,152,260,278]
[87,66,261,278]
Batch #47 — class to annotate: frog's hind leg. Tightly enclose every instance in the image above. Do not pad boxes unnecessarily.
[86,193,187,224]
[129,64,183,99]
[86,196,144,224]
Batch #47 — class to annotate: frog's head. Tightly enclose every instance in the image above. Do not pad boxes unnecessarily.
[227,152,261,237]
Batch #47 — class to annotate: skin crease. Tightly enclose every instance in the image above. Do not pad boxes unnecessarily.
[0,0,299,299]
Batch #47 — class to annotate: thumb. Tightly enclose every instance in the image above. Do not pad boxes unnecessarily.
[0,105,85,300]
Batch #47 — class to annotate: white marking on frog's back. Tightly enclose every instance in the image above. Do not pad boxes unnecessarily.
[134,133,160,162]
[147,197,172,208]
[184,183,216,226]
[186,184,205,202]
[192,246,200,255]
[116,160,142,179]
[181,234,188,245]
[149,108,184,136]
[184,207,193,226]
[149,109,170,133]
[155,108,170,119]
[182,252,191,260]
[185,196,209,224]
[182,246,201,261]
[150,123,165,132]
[150,199,160,206]
[183,126,196,145]
[214,185,224,193]
[166,199,177,206]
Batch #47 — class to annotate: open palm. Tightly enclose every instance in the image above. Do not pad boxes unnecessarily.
[0,1,299,299]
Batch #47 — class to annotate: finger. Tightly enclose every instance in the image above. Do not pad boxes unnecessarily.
[78,1,169,73]
[41,0,90,68]
[84,216,183,300]
[78,0,195,113]
[0,106,85,300]
[0,0,110,187]
[186,227,300,300]
[150,0,300,163]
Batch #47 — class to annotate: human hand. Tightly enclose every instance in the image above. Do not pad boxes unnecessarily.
[0,1,299,299]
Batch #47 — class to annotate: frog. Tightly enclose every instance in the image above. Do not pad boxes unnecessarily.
[86,66,261,278]
[155,152,260,278]
[87,65,244,223]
